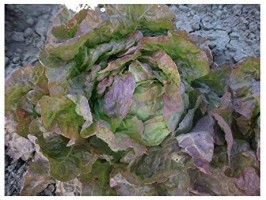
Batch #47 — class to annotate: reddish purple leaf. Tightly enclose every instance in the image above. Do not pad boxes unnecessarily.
[103,73,136,120]
[234,167,260,195]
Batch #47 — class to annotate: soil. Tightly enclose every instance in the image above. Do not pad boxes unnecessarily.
[4,4,260,196]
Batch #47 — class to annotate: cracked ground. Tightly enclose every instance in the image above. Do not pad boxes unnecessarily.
[170,4,260,64]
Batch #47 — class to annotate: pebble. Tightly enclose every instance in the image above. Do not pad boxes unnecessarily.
[226,44,237,52]
[35,19,48,36]
[26,56,38,64]
[26,17,35,26]
[249,22,257,32]
[12,56,20,63]
[230,32,240,39]
[24,28,34,38]
[11,31,24,42]
[5,56,9,66]
[216,10,223,17]
[179,5,189,12]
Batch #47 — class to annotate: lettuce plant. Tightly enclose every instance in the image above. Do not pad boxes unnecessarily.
[5,5,260,196]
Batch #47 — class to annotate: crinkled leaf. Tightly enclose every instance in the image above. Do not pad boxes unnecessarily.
[21,154,54,195]
[131,143,191,186]
[195,64,231,96]
[176,131,214,174]
[89,121,147,157]
[176,95,203,134]
[55,178,83,196]
[37,134,97,182]
[141,115,170,146]
[39,96,84,143]
[106,4,175,35]
[213,113,233,164]
[5,65,47,112]
[140,31,210,81]
[229,140,260,178]
[67,94,93,135]
[229,57,260,119]
[110,171,157,196]
[78,160,116,195]
[103,73,136,121]
[129,80,163,121]
[189,167,244,195]
[234,167,260,195]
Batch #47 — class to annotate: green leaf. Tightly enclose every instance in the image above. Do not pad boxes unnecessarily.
[140,31,210,81]
[176,95,203,134]
[195,64,231,96]
[229,57,260,119]
[5,65,39,112]
[21,154,54,196]
[37,134,97,182]
[39,96,84,143]
[78,160,116,195]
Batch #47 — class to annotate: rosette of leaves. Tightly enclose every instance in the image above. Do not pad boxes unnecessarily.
[5,4,260,196]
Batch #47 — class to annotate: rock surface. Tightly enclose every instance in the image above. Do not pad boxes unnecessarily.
[170,4,260,64]
[5,4,260,196]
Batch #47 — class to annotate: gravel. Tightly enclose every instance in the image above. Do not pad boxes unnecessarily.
[5,4,260,196]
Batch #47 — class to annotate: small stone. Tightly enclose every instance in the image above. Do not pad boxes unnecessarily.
[38,14,50,20]
[35,19,48,36]
[209,44,216,49]
[207,35,216,41]
[249,22,257,32]
[216,10,223,17]
[5,56,9,66]
[226,44,237,52]
[26,17,35,26]
[255,11,260,19]
[12,56,20,63]
[26,56,38,64]
[230,32,240,39]
[24,28,34,38]
[179,5,189,12]
[11,31,24,42]
[212,5,218,10]
[191,22,200,31]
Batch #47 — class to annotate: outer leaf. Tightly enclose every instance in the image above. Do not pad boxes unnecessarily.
[110,171,157,196]
[55,178,83,196]
[37,134,97,182]
[230,139,260,178]
[140,31,210,81]
[195,64,231,96]
[189,167,244,196]
[39,95,84,143]
[176,131,214,174]
[229,57,260,119]
[67,94,93,135]
[5,65,40,112]
[21,154,54,195]
[106,5,175,34]
[234,167,260,195]
[78,160,116,195]
[88,121,147,157]
[131,143,191,186]
[176,95,203,134]
[213,113,233,164]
